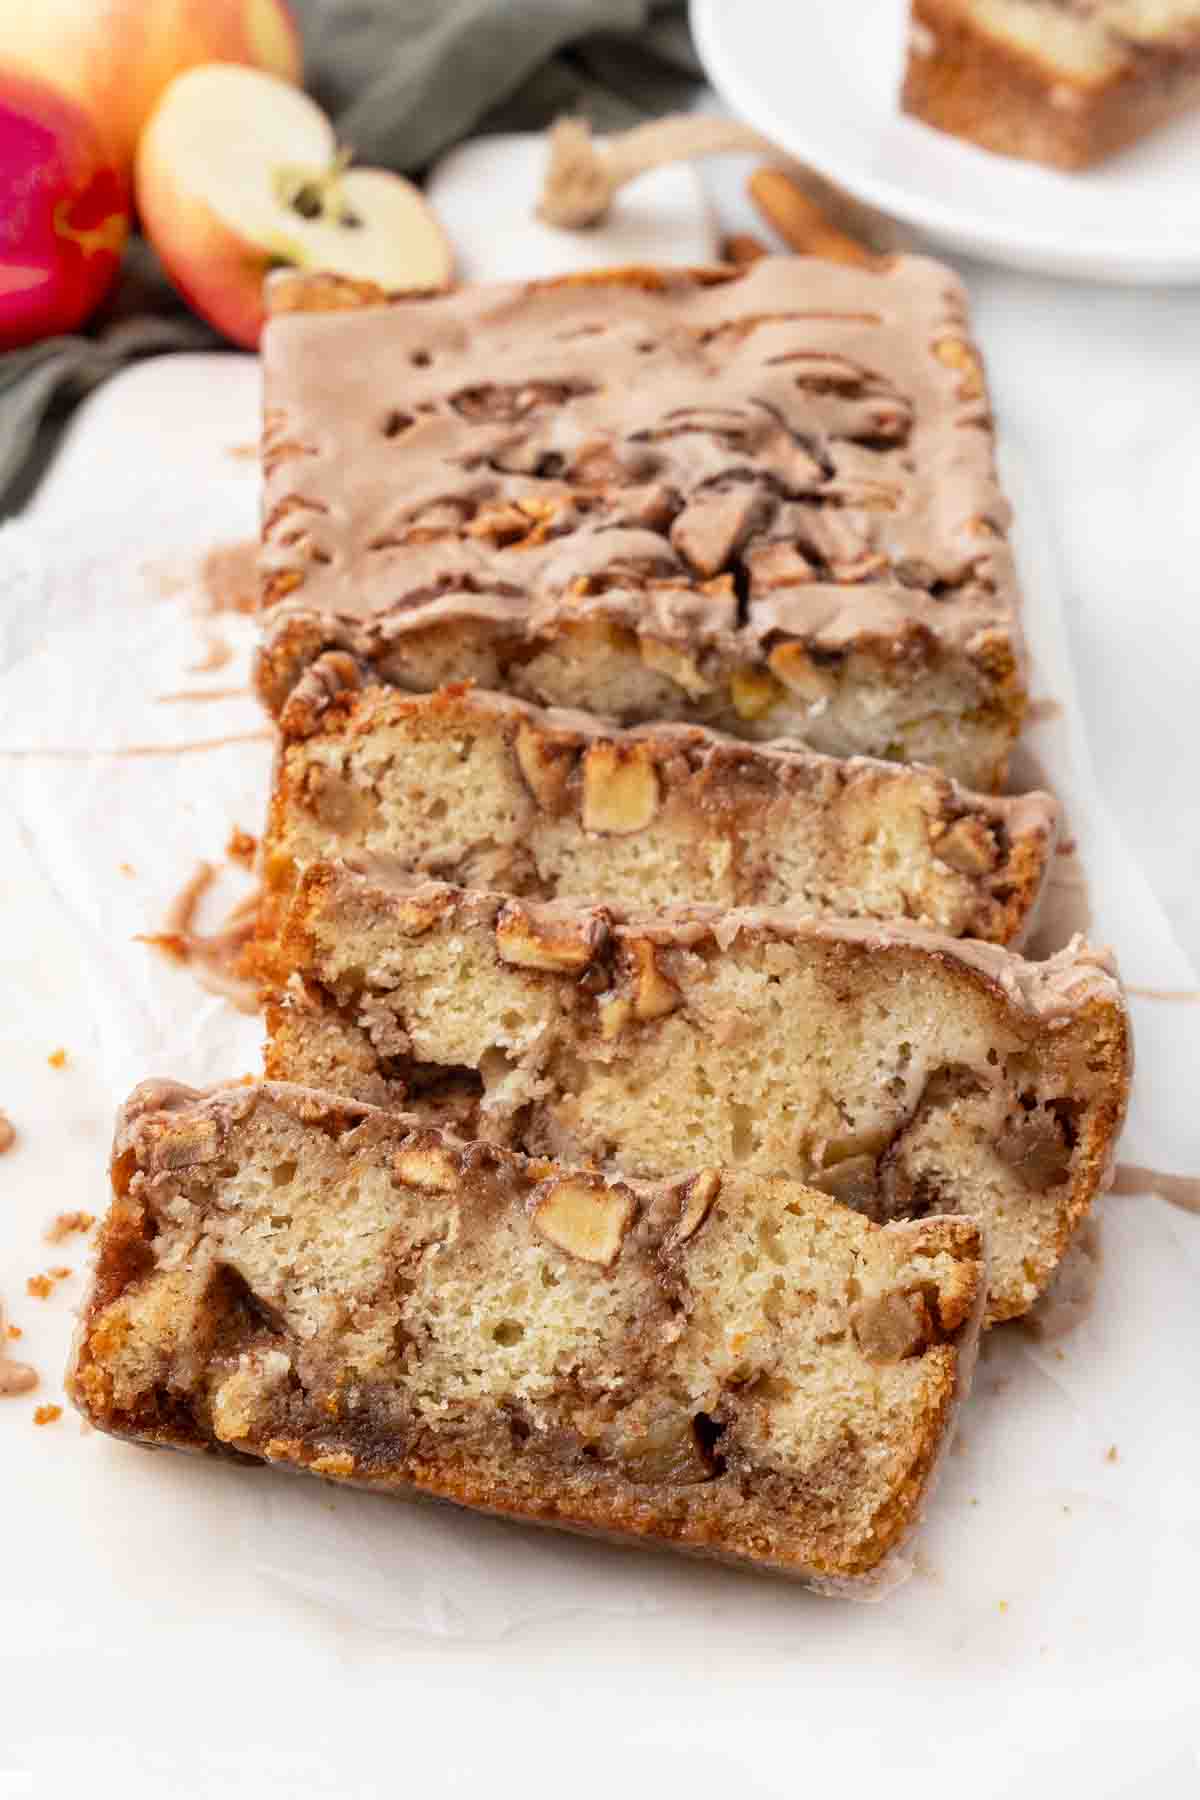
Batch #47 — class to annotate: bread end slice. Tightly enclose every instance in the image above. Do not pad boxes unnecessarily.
[70,1079,986,1592]
[903,0,1200,168]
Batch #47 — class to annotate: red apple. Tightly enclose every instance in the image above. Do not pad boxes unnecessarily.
[0,69,130,350]
[0,0,301,173]
[137,65,453,351]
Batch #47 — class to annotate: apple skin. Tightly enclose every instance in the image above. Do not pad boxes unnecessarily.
[0,0,301,172]
[135,125,269,351]
[0,69,130,350]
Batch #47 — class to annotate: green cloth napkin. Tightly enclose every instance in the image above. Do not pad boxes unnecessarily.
[0,0,699,516]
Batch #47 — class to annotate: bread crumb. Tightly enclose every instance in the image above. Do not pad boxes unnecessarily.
[47,1048,68,1069]
[119,862,136,877]
[0,1112,15,1154]
[7,1324,22,1340]
[33,1404,62,1426]
[226,826,258,868]
[1105,1444,1119,1463]
[27,1267,71,1298]
[999,1600,1009,1613]
[45,1211,95,1244]
[0,1303,38,1398]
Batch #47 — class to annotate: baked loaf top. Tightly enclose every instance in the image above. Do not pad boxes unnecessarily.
[259,255,1018,675]
[259,677,1057,950]
[934,0,1200,74]
[70,1078,985,1590]
[267,863,1131,1324]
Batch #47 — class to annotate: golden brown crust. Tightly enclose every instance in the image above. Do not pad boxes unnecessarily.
[253,678,1057,965]
[903,0,1200,168]
[266,264,740,319]
[266,271,392,315]
[70,1079,985,1589]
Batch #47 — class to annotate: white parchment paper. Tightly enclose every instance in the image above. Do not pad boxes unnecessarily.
[1,445,1198,1798]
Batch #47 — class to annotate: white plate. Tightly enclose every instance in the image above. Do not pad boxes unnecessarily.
[691,0,1200,283]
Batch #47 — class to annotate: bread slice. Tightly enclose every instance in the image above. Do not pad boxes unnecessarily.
[256,257,1025,791]
[69,1078,985,1590]
[257,675,1057,959]
[265,864,1131,1326]
[903,0,1200,168]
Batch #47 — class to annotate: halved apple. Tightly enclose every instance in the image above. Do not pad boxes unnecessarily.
[136,64,453,350]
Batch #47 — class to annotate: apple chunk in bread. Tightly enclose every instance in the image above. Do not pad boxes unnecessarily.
[136,64,452,348]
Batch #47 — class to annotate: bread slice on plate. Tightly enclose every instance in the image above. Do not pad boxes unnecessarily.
[256,676,1057,956]
[903,0,1200,168]
[264,862,1131,1326]
[256,255,1025,791]
[70,1078,985,1592]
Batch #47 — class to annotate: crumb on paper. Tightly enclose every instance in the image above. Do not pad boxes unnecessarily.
[7,1325,22,1341]
[27,1267,72,1298]
[118,862,135,877]
[226,442,258,461]
[0,1305,38,1397]
[47,1048,67,1069]
[999,1600,1009,1614]
[226,826,258,868]
[1106,1444,1119,1463]
[46,1211,94,1244]
[0,1112,14,1154]
[33,1404,62,1426]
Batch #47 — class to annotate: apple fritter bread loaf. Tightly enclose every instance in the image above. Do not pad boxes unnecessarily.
[265,864,1130,1325]
[903,0,1200,168]
[257,676,1057,958]
[256,257,1025,791]
[69,1079,985,1590]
